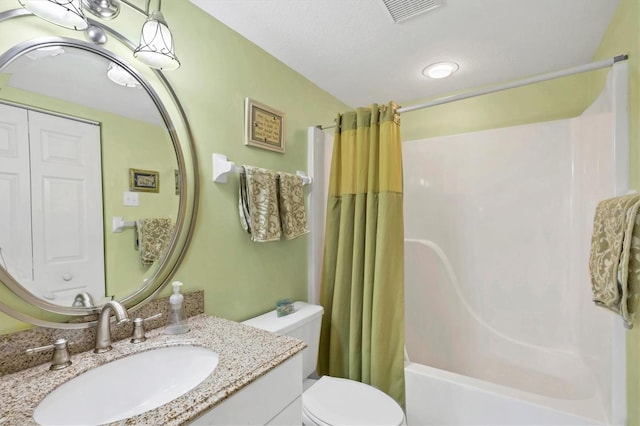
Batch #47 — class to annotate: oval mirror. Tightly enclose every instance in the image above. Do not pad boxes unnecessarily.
[0,11,198,328]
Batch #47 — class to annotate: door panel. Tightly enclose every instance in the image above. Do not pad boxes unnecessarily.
[0,104,33,283]
[28,110,105,305]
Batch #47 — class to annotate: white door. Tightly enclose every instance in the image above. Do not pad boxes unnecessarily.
[28,110,105,305]
[0,104,33,284]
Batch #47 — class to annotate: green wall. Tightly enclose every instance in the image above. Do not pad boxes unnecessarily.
[155,1,348,321]
[0,0,348,333]
[401,72,592,141]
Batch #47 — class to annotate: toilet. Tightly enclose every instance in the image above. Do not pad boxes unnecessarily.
[243,301,406,426]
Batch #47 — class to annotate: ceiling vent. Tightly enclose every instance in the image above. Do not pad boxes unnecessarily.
[382,0,443,23]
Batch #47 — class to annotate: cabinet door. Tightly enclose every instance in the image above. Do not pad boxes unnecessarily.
[191,353,302,425]
[0,104,32,283]
[28,111,105,305]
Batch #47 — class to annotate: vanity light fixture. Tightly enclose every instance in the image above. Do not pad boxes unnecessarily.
[133,4,180,71]
[423,61,459,79]
[106,62,140,88]
[86,24,108,44]
[20,0,181,70]
[18,0,88,31]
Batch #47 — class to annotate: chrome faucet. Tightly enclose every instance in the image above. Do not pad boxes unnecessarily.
[26,338,72,370]
[94,301,129,353]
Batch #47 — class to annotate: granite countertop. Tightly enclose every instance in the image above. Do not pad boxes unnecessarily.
[0,314,306,425]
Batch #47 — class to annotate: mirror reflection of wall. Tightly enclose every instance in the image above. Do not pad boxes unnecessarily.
[0,45,179,307]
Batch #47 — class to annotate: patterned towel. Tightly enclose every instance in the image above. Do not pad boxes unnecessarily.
[630,212,640,322]
[589,193,640,328]
[238,166,281,242]
[277,172,309,240]
[136,218,173,265]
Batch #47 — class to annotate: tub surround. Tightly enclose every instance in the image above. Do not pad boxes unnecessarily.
[0,290,204,375]
[0,313,306,425]
[402,107,618,424]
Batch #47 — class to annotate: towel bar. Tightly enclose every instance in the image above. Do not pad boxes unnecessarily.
[112,216,136,233]
[212,153,313,185]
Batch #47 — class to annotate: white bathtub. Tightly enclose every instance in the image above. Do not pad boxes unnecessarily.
[405,362,604,425]
[403,239,608,425]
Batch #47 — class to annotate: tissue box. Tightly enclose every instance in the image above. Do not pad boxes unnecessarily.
[276,298,294,317]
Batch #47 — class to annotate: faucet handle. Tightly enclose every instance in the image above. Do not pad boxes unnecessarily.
[26,338,72,370]
[131,313,162,343]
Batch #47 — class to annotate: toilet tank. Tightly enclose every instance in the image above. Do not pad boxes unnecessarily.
[242,301,323,378]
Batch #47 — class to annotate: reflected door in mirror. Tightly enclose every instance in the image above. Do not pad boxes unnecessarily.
[0,104,105,305]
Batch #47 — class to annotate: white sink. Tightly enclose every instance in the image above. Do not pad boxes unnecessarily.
[33,345,219,425]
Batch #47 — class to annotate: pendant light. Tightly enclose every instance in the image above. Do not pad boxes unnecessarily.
[19,0,88,31]
[133,0,180,70]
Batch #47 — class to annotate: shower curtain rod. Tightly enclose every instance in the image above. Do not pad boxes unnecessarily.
[320,54,628,130]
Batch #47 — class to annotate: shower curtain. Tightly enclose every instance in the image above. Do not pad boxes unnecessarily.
[317,102,405,404]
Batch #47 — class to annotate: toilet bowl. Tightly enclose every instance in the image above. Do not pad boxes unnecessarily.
[243,302,405,426]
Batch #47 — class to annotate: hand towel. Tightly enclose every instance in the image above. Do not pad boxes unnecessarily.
[136,218,173,265]
[277,171,309,240]
[589,193,640,328]
[238,166,281,242]
[629,211,640,321]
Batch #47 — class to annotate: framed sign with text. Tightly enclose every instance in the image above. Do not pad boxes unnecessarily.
[245,98,285,153]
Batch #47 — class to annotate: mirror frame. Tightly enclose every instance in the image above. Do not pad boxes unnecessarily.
[0,8,199,328]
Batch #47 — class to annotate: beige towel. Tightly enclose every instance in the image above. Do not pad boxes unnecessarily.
[136,218,173,265]
[589,193,640,328]
[277,172,309,240]
[629,212,640,321]
[238,166,281,242]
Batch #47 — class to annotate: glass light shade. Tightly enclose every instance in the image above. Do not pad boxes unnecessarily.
[19,0,88,31]
[106,62,139,88]
[133,11,180,70]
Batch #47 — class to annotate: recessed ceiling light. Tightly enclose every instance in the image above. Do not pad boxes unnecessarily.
[423,61,459,79]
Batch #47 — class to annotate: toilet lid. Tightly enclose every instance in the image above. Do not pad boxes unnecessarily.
[302,376,405,426]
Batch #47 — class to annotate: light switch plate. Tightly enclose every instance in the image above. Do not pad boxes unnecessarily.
[123,191,139,206]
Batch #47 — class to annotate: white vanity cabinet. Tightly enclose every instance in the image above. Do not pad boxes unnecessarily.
[191,352,303,425]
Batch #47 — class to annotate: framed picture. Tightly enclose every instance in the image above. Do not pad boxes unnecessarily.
[129,168,159,193]
[245,98,285,153]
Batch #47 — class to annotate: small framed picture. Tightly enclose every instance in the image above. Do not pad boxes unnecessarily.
[129,168,159,193]
[245,97,285,153]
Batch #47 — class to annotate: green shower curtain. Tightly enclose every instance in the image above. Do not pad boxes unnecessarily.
[317,102,405,405]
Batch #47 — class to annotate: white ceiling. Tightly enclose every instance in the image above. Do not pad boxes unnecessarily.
[190,0,620,108]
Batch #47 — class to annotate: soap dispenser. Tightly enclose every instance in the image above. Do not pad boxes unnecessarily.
[165,281,189,335]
